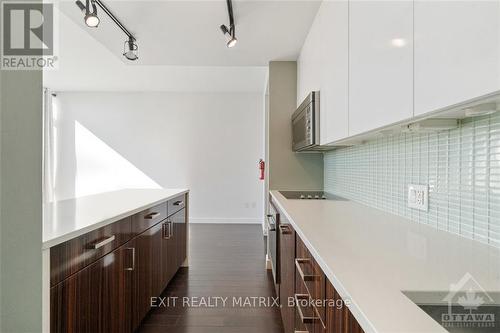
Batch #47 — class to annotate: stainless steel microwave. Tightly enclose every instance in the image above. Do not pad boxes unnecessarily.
[292,91,320,152]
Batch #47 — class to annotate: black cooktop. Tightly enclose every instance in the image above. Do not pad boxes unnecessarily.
[278,191,348,201]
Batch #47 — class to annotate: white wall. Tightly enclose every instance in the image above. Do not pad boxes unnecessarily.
[52,92,265,223]
[268,62,323,191]
[0,46,43,332]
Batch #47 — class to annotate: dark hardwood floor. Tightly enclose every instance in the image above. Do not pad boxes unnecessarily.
[137,224,284,333]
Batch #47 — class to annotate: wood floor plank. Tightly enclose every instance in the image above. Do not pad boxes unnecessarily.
[137,224,284,333]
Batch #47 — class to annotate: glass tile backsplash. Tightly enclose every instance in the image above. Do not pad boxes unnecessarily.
[324,112,500,249]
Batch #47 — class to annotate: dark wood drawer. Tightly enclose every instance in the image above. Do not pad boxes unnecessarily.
[168,193,186,216]
[131,201,168,235]
[295,235,326,331]
[50,217,132,287]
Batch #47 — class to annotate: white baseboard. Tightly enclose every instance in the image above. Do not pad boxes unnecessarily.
[190,218,263,224]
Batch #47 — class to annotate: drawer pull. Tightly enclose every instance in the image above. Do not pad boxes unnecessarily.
[173,200,184,207]
[295,258,317,282]
[91,235,115,249]
[144,212,160,219]
[279,224,292,234]
[125,247,135,271]
[295,294,318,324]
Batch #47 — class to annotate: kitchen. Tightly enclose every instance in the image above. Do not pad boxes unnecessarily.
[1,1,500,333]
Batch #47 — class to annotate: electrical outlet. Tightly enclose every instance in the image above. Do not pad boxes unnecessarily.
[408,184,428,211]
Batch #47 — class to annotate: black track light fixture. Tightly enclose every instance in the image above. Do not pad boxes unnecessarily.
[220,0,237,48]
[75,0,138,61]
[76,0,99,27]
[123,37,139,61]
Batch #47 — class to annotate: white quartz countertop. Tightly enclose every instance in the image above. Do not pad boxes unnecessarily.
[43,189,188,249]
[270,190,500,333]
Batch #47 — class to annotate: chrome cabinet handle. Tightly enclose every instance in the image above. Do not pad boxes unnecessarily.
[125,247,135,271]
[295,258,317,282]
[266,214,276,231]
[163,221,172,239]
[295,294,318,324]
[173,200,184,207]
[169,221,173,238]
[144,212,160,219]
[279,224,292,234]
[91,235,115,249]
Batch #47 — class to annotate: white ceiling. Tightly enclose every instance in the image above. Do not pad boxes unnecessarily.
[44,0,320,92]
[59,0,321,66]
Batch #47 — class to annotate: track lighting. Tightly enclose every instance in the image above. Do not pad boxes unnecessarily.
[220,0,237,48]
[123,37,139,61]
[75,0,139,61]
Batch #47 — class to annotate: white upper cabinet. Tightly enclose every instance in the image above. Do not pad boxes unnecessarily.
[414,0,500,116]
[297,1,349,144]
[349,0,414,136]
[297,12,322,106]
[319,1,349,144]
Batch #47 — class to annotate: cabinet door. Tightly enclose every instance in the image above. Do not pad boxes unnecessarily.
[326,280,364,333]
[279,223,295,333]
[297,17,322,107]
[50,244,133,333]
[319,0,349,144]
[161,219,177,285]
[414,0,500,116]
[297,1,349,145]
[131,222,164,330]
[172,208,187,268]
[349,0,413,136]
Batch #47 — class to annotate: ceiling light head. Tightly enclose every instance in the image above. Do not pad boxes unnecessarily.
[123,37,139,61]
[220,24,237,48]
[226,36,237,48]
[78,0,99,27]
[85,12,99,27]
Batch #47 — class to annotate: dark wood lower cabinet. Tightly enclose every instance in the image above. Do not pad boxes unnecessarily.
[50,243,133,333]
[50,200,188,333]
[131,222,163,331]
[326,279,364,333]
[289,229,364,333]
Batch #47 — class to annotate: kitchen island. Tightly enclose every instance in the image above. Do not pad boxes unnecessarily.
[42,189,189,332]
